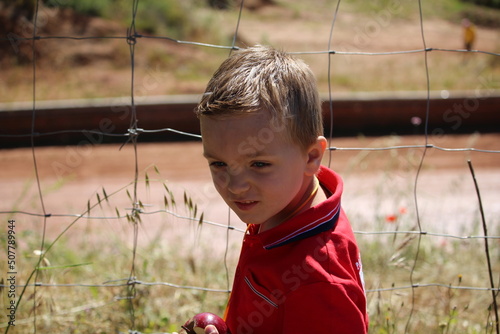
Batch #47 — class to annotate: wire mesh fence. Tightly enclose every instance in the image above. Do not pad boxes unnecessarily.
[1,0,500,333]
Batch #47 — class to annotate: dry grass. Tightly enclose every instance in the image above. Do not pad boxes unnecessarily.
[2,189,498,333]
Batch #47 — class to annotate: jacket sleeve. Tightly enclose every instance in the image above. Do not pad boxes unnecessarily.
[281,281,368,334]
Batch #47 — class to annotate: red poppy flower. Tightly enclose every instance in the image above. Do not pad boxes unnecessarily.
[386,214,397,223]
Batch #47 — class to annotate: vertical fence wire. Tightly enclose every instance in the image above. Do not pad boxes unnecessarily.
[405,1,431,332]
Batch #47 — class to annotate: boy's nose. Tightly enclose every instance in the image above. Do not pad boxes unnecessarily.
[227,173,250,195]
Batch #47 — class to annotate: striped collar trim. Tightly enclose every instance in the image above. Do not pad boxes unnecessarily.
[263,202,341,250]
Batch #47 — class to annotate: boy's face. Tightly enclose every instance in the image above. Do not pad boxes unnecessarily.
[201,111,315,229]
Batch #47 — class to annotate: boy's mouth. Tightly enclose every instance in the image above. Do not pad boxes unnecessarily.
[234,200,258,211]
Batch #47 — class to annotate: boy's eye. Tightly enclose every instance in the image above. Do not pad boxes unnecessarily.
[209,161,226,168]
[252,161,270,168]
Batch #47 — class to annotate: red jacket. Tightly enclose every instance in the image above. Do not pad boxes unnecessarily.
[225,166,368,334]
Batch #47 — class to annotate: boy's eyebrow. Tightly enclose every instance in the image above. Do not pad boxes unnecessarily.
[244,150,267,158]
[202,151,216,159]
[202,150,270,160]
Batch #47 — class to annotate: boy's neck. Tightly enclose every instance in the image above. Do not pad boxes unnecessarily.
[259,176,326,233]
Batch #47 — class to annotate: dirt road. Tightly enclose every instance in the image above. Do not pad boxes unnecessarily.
[1,134,499,247]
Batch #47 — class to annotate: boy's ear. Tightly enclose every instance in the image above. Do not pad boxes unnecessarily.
[305,136,327,176]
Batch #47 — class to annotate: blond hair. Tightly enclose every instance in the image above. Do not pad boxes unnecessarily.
[195,46,323,150]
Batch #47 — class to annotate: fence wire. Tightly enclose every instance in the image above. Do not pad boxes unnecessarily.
[1,0,499,333]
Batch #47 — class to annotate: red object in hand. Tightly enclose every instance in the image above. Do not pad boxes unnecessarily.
[181,312,229,334]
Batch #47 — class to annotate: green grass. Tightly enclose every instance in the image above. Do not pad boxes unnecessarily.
[2,206,498,333]
[44,0,217,39]
[1,219,233,333]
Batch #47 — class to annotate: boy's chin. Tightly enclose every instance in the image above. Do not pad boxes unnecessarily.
[238,217,260,225]
[238,216,264,227]
[231,211,263,226]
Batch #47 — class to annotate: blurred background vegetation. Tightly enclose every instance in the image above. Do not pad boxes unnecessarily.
[6,0,500,31]
[0,0,499,101]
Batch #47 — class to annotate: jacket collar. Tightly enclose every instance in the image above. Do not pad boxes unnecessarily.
[247,165,343,250]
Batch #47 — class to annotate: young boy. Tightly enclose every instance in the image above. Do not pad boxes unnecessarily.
[192,46,367,334]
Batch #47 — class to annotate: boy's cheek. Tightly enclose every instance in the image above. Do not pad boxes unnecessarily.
[212,171,230,190]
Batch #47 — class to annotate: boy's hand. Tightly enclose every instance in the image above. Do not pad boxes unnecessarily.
[172,324,219,334]
[204,325,219,334]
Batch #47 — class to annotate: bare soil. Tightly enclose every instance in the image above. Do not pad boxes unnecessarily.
[1,134,499,243]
